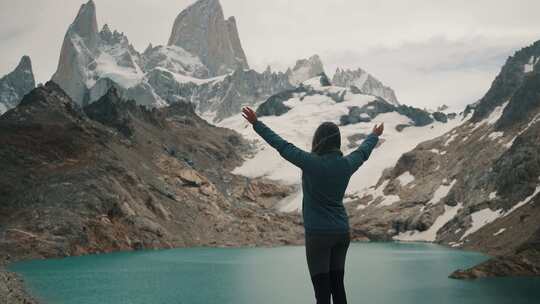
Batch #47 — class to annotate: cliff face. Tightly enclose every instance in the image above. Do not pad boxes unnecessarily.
[0,56,35,114]
[0,82,303,262]
[167,0,249,76]
[345,40,540,279]
[51,0,100,105]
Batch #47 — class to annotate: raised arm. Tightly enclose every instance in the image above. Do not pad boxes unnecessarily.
[242,107,316,170]
[345,123,383,173]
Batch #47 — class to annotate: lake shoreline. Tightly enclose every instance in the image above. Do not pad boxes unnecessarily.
[0,258,38,304]
[0,240,477,304]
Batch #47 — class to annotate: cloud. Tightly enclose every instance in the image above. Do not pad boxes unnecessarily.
[0,0,538,111]
[321,36,525,111]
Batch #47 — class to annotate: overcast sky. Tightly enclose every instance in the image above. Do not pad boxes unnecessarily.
[1,0,539,111]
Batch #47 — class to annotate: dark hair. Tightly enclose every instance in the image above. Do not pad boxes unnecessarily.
[311,122,341,155]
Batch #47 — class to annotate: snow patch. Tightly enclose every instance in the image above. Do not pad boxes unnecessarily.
[460,208,503,240]
[470,101,509,131]
[503,184,540,217]
[524,56,539,73]
[443,133,458,146]
[397,171,415,186]
[504,113,540,148]
[427,180,456,205]
[493,228,506,236]
[488,131,504,140]
[394,203,463,242]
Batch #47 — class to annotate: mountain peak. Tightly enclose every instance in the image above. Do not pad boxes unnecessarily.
[167,0,249,75]
[287,54,325,86]
[0,55,36,113]
[15,55,32,72]
[332,67,399,105]
[70,0,98,46]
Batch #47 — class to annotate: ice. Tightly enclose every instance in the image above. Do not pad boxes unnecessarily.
[394,203,463,242]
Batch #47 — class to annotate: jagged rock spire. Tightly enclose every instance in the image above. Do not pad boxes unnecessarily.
[52,0,100,105]
[167,0,249,76]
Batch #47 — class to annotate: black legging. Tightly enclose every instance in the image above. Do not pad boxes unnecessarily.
[305,233,350,304]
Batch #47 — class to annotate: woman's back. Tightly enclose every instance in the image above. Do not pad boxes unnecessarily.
[250,119,379,233]
[301,151,353,233]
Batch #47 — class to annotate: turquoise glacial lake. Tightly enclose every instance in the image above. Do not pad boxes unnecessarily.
[10,242,540,304]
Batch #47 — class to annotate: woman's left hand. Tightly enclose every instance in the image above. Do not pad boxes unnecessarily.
[242,107,258,124]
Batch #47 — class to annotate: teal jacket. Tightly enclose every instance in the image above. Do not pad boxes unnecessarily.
[253,120,379,234]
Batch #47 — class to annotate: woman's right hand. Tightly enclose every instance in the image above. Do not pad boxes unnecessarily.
[242,107,258,124]
[372,123,384,136]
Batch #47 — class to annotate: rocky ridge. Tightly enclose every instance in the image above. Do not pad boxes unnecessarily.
[0,82,304,303]
[345,40,540,279]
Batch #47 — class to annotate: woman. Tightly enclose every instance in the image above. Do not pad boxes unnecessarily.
[241,107,384,304]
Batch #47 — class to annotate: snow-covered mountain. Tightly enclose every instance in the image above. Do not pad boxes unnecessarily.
[219,75,461,212]
[50,0,292,122]
[0,56,35,114]
[168,0,249,76]
[333,68,399,105]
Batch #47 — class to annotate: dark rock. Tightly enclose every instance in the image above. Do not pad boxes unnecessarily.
[318,72,331,86]
[395,124,412,132]
[470,40,540,123]
[256,87,306,117]
[432,111,448,123]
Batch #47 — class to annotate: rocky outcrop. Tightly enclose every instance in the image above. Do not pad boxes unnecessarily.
[167,0,249,76]
[193,67,293,122]
[333,67,399,105]
[286,55,325,86]
[0,82,303,264]
[0,262,37,304]
[340,98,436,128]
[346,39,540,279]
[0,56,35,114]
